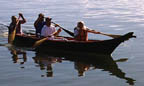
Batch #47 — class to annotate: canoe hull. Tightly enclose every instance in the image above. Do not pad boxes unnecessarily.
[13,32,135,55]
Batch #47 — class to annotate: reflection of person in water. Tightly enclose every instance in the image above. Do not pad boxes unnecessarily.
[33,54,62,77]
[74,62,90,76]
[11,50,27,64]
[8,46,27,68]
[73,56,135,85]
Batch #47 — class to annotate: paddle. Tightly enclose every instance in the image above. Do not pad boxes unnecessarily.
[88,29,122,38]
[100,32,136,38]
[115,58,128,62]
[100,32,121,38]
[33,30,61,48]
[51,22,74,37]
[8,16,20,44]
[33,37,48,48]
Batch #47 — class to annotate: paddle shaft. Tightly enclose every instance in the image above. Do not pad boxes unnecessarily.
[100,32,121,38]
[86,28,121,38]
[51,22,74,37]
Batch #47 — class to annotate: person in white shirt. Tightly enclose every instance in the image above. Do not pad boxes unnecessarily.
[41,17,62,38]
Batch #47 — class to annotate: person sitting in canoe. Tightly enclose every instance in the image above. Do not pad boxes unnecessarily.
[41,17,62,39]
[9,13,26,35]
[74,21,101,41]
[8,13,26,43]
[34,13,46,37]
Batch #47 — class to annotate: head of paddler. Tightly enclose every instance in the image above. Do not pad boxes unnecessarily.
[38,13,44,21]
[45,17,52,27]
[77,21,85,29]
[11,16,17,24]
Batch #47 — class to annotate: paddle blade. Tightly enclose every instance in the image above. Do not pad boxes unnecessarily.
[115,58,128,62]
[33,37,48,48]
[8,29,16,44]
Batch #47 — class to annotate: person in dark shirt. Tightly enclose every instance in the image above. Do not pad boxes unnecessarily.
[34,13,46,37]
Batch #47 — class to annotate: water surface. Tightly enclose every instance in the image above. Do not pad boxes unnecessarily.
[0,0,144,86]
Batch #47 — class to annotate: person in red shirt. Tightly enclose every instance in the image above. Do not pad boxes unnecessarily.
[74,21,101,41]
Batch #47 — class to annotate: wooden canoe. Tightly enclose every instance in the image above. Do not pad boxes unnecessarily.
[13,32,135,55]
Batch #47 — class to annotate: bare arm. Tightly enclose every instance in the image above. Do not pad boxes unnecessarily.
[87,28,101,34]
[19,13,26,24]
[52,28,62,36]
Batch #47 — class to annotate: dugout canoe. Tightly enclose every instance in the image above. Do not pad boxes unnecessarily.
[13,32,135,55]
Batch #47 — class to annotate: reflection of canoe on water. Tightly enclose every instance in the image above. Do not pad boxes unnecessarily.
[13,32,135,55]
[34,52,135,85]
[33,53,62,77]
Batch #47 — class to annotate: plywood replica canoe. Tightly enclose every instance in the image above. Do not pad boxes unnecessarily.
[13,32,135,55]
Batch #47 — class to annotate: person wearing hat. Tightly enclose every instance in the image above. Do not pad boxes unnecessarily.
[74,21,100,41]
[41,17,62,38]
[34,13,46,37]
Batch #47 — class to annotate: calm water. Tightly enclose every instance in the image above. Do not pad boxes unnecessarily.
[0,0,144,86]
